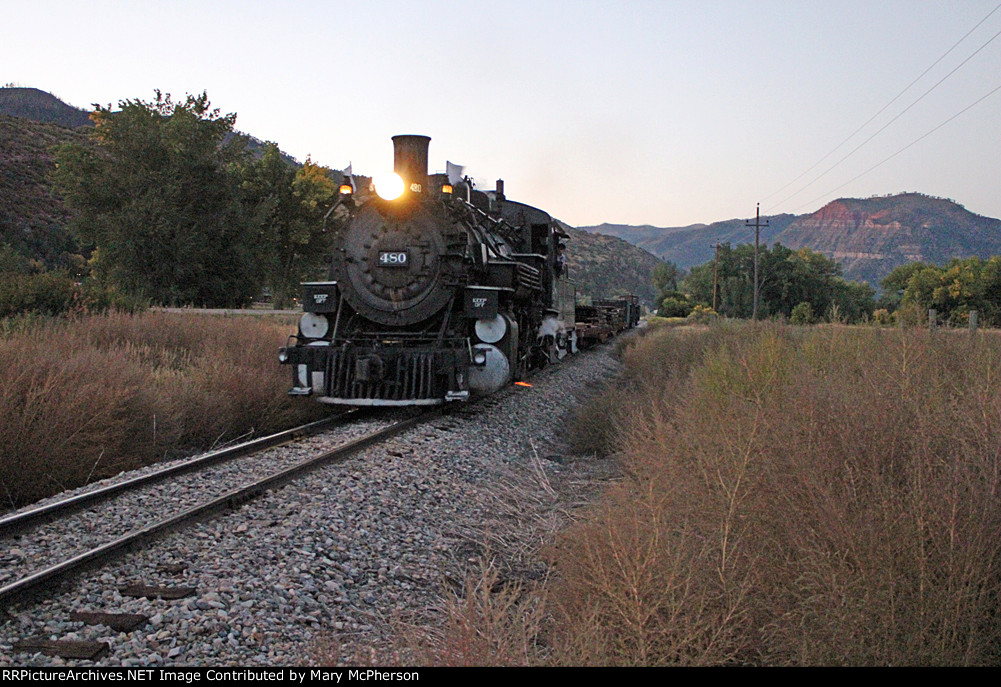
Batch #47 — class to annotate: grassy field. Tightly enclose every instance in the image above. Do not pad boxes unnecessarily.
[8,314,1000,663]
[0,311,326,508]
[382,322,1001,666]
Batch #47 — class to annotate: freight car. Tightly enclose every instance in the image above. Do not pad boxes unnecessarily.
[575,295,641,346]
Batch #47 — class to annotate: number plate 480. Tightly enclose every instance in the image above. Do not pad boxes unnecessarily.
[378,251,408,267]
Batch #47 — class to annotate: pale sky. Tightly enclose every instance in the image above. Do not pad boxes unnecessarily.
[3,0,1000,227]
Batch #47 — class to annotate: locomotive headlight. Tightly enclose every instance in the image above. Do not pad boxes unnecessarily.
[473,351,487,365]
[374,171,405,201]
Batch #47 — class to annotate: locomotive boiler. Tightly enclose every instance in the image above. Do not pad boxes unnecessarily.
[278,134,577,406]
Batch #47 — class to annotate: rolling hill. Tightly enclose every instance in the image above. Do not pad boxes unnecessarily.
[0,113,89,271]
[559,223,663,305]
[0,87,92,128]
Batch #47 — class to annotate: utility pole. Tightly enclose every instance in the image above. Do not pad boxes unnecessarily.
[712,240,720,312]
[746,203,769,321]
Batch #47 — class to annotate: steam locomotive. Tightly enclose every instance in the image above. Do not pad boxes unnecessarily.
[278,134,624,406]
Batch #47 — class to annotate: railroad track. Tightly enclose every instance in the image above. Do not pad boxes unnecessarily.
[0,408,440,613]
[0,362,575,661]
[0,413,356,538]
[0,343,621,664]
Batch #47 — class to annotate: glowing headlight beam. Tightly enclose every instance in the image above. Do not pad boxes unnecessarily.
[373,171,405,201]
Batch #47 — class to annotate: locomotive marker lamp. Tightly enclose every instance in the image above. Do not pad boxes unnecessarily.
[299,312,330,339]
[373,171,405,201]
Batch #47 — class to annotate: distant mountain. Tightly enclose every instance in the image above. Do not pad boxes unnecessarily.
[581,194,1001,286]
[559,222,664,306]
[583,222,698,246]
[0,87,92,128]
[582,216,797,270]
[774,194,1001,286]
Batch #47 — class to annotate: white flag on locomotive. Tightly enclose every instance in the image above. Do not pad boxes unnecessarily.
[446,161,465,186]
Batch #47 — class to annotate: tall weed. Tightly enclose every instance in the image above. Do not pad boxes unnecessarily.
[548,324,1001,665]
[0,312,324,507]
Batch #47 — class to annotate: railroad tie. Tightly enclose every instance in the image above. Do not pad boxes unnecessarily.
[70,610,149,632]
[119,584,197,600]
[12,638,111,660]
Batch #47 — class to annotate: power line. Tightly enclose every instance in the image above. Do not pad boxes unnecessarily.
[767,21,1001,214]
[761,2,1001,212]
[789,80,1001,214]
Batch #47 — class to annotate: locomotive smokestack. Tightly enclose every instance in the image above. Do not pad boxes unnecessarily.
[392,135,431,194]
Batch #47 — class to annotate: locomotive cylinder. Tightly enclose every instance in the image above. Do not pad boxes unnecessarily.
[392,134,431,192]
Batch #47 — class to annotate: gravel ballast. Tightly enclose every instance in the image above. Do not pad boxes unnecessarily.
[0,343,624,666]
[0,414,407,589]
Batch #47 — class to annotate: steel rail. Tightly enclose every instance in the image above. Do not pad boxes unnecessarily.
[0,409,439,605]
[0,412,357,538]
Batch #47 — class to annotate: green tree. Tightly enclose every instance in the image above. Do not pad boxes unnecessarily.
[658,291,692,317]
[790,301,814,324]
[882,261,929,293]
[900,266,942,312]
[652,260,683,293]
[288,158,338,298]
[832,279,876,322]
[980,256,1001,323]
[0,243,31,275]
[684,243,752,318]
[651,260,688,316]
[52,91,260,306]
[880,262,928,307]
[240,147,337,308]
[936,258,983,324]
[893,257,1001,326]
[681,243,873,322]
